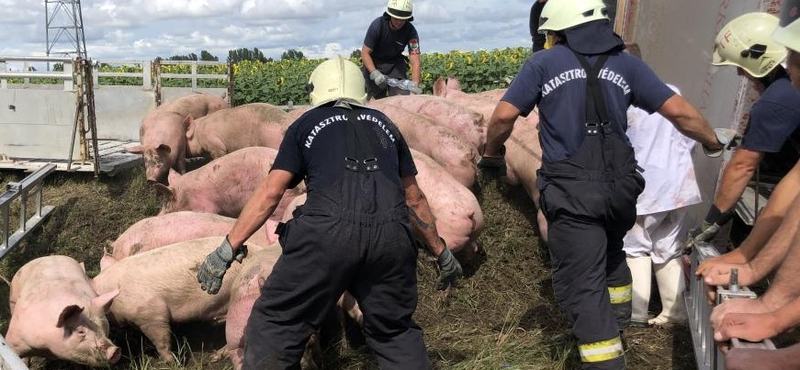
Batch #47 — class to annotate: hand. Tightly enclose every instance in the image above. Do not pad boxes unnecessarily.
[197,237,247,295]
[714,312,783,342]
[436,246,463,290]
[477,145,507,187]
[703,128,739,158]
[370,70,388,88]
[700,262,757,288]
[711,297,773,329]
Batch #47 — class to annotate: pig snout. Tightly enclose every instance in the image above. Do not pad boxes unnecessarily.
[106,345,121,364]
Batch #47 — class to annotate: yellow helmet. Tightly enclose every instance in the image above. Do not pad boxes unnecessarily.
[773,0,800,53]
[386,0,413,20]
[539,0,609,32]
[712,12,786,78]
[308,56,367,106]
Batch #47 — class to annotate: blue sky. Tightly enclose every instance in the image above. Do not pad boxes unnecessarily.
[1,0,534,61]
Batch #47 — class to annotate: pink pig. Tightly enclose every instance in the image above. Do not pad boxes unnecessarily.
[6,256,121,367]
[184,103,291,159]
[128,93,229,184]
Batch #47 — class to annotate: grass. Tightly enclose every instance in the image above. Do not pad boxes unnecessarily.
[0,166,696,370]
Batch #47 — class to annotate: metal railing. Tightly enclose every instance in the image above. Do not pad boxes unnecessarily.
[0,164,56,256]
[686,241,776,370]
[0,56,74,90]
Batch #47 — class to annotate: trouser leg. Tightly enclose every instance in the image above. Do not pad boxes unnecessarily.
[548,214,625,370]
[242,218,351,370]
[350,222,431,370]
[606,220,633,331]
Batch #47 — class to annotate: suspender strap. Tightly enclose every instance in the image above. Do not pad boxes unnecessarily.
[343,108,380,172]
[571,51,610,125]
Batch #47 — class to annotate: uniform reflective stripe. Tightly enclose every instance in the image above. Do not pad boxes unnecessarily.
[579,336,624,363]
[608,284,632,304]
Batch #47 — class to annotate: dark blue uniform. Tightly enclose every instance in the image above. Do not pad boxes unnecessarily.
[242,102,431,370]
[362,16,420,99]
[503,43,674,370]
[739,74,800,182]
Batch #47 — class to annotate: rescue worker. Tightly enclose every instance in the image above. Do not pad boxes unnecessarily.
[361,0,421,99]
[530,0,616,52]
[479,0,730,368]
[195,56,462,369]
[686,12,800,248]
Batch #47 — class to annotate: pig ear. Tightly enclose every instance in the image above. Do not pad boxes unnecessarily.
[433,77,446,97]
[185,115,196,139]
[56,305,84,328]
[446,77,462,91]
[167,168,181,187]
[126,145,143,154]
[100,254,117,271]
[91,289,119,313]
[78,262,86,273]
[151,182,174,199]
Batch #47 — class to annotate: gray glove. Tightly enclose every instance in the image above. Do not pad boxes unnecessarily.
[370,70,388,88]
[477,145,507,187]
[703,128,739,158]
[436,246,463,291]
[197,237,247,295]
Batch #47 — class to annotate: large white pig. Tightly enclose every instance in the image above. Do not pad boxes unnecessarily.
[6,256,121,367]
[128,93,229,184]
[368,100,478,187]
[93,237,261,362]
[378,95,486,149]
[110,211,279,260]
[185,103,290,159]
[155,147,306,218]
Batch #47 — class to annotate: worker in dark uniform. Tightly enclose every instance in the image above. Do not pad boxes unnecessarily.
[196,56,462,370]
[686,12,800,248]
[479,0,731,368]
[361,0,421,99]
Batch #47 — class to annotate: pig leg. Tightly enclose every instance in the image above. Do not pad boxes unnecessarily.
[137,320,175,363]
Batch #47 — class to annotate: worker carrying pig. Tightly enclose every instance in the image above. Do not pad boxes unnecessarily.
[685,12,800,249]
[361,0,422,99]
[480,0,732,368]
[196,56,461,369]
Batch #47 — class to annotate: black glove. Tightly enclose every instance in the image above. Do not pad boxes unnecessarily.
[197,237,247,295]
[683,205,733,253]
[436,242,463,291]
[478,145,507,186]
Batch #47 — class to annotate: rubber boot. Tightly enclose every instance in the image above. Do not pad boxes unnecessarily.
[626,256,651,327]
[649,257,687,325]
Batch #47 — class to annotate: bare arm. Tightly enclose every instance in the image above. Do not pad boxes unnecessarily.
[361,45,377,74]
[226,169,295,252]
[484,101,521,156]
[760,216,800,309]
[409,53,421,85]
[713,148,763,213]
[402,175,446,257]
[657,94,721,150]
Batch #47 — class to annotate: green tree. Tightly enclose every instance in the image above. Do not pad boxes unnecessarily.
[281,49,305,61]
[168,53,199,61]
[349,49,361,60]
[200,50,219,61]
[227,47,270,63]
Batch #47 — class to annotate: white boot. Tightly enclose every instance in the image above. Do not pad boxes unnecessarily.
[626,256,652,326]
[649,257,687,325]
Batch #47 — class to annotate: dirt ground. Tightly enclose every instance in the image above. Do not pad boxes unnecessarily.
[0,166,697,370]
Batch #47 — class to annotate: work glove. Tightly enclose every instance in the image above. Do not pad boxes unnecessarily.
[370,70,388,88]
[407,81,422,95]
[477,145,507,187]
[436,243,463,290]
[683,205,733,254]
[197,236,247,295]
[703,128,739,158]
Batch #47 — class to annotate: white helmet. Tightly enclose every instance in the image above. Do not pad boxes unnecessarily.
[712,12,786,78]
[308,56,367,106]
[539,0,609,32]
[386,0,413,20]
[773,0,800,53]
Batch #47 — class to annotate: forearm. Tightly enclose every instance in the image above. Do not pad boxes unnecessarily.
[659,95,719,149]
[409,54,421,85]
[761,217,800,309]
[772,297,800,334]
[484,102,518,156]
[361,46,377,72]
[713,156,757,214]
[406,193,446,257]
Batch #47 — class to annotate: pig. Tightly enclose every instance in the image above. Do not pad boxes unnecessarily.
[286,105,312,122]
[110,211,279,260]
[368,100,479,187]
[185,103,291,159]
[155,147,306,218]
[6,256,121,367]
[128,93,229,184]
[378,95,486,150]
[93,237,263,362]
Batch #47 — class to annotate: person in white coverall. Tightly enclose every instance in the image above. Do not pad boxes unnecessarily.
[623,44,701,326]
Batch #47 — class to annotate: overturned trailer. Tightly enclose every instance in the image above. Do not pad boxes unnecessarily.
[0,56,232,175]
